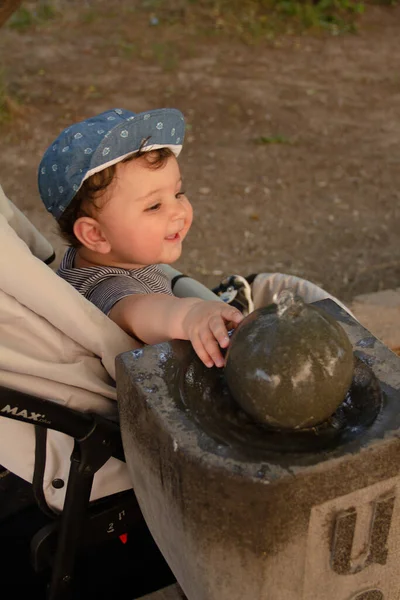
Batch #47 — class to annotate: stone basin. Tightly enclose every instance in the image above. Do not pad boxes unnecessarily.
[116,300,400,600]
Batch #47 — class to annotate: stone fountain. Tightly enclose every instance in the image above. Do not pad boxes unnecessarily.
[116,298,400,600]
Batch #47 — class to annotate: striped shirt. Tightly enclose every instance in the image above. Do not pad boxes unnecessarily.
[57,247,173,315]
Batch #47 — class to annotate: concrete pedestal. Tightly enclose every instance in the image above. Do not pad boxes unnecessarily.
[117,300,400,600]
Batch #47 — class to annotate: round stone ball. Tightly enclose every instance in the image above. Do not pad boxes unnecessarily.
[224,291,354,430]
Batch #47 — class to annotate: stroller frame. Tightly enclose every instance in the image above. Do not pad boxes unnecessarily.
[0,384,154,600]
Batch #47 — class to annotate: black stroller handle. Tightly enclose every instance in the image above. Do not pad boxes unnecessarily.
[0,384,96,439]
[0,384,125,462]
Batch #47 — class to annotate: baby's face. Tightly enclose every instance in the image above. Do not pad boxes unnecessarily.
[95,153,193,268]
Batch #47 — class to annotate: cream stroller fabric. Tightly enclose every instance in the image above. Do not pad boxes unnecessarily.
[251,272,354,316]
[0,184,352,512]
[0,186,55,263]
[0,185,141,511]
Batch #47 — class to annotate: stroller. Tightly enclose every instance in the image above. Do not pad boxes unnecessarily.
[0,184,350,599]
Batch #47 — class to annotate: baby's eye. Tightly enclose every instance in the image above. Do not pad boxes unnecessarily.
[146,203,161,212]
[176,191,186,199]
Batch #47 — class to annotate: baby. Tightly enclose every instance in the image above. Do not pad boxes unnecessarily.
[38,107,243,368]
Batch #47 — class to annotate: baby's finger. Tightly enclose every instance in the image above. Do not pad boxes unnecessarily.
[221,305,244,324]
[226,320,241,331]
[199,328,225,367]
[191,334,214,368]
[209,315,230,349]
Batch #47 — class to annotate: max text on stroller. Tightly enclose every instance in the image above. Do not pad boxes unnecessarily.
[1,404,50,424]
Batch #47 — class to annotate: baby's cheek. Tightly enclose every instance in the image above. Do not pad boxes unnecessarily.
[182,224,191,241]
[186,208,194,232]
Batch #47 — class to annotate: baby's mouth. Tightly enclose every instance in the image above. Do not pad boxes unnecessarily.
[165,232,181,241]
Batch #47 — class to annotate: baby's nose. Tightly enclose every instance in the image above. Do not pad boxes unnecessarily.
[172,204,187,220]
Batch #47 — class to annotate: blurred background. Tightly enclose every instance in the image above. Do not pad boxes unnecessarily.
[1,0,399,303]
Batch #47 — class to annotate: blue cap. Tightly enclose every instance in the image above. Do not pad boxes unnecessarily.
[38,107,185,219]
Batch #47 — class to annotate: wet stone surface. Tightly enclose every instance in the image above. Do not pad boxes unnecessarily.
[180,353,382,459]
[224,292,355,430]
[356,337,376,349]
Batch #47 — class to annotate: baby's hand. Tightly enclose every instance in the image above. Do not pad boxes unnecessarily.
[182,301,244,368]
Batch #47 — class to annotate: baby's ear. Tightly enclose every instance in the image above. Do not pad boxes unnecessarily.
[73,216,111,254]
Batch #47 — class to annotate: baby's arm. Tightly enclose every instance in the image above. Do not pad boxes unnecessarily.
[109,294,243,368]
